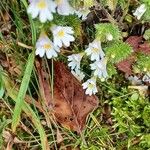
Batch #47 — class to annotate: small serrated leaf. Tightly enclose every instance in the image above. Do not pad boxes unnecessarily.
[95,23,121,42]
[105,41,132,63]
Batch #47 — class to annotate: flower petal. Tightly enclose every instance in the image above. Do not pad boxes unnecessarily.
[36,48,45,57]
[39,9,48,23]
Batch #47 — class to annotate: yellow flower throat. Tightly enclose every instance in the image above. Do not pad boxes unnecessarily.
[58,30,65,37]
[43,44,51,49]
[37,0,46,9]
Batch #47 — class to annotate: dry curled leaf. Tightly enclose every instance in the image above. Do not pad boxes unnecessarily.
[36,61,99,133]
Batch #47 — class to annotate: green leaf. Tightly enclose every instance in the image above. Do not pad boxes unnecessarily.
[141,0,150,6]
[105,41,132,63]
[133,54,150,73]
[95,23,121,42]
[107,63,117,77]
[140,134,150,148]
[130,93,139,101]
[12,52,35,132]
[142,106,150,127]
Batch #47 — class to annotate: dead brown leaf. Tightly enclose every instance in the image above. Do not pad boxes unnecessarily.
[125,36,143,52]
[125,36,150,55]
[36,61,99,133]
[53,62,99,132]
[116,55,136,76]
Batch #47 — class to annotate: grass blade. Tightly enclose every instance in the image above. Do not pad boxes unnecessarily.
[12,52,35,132]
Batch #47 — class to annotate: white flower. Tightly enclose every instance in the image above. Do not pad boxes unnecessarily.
[106,33,113,41]
[35,32,60,59]
[75,8,90,20]
[51,26,75,47]
[90,58,108,79]
[71,69,85,81]
[142,72,150,83]
[56,0,74,15]
[82,77,97,96]
[133,4,147,20]
[27,0,56,23]
[68,53,84,70]
[85,39,105,61]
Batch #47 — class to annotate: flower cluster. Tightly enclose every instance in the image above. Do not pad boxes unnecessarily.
[36,26,75,59]
[27,0,76,59]
[67,39,108,96]
[81,39,108,96]
[27,0,92,23]
[27,0,109,96]
[27,0,74,23]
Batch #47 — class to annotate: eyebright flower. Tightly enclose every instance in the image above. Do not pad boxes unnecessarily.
[90,58,108,79]
[27,0,56,23]
[68,53,84,70]
[51,26,75,47]
[71,69,85,81]
[56,0,74,15]
[35,32,60,59]
[133,4,147,20]
[82,77,97,96]
[106,33,113,41]
[85,39,105,61]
